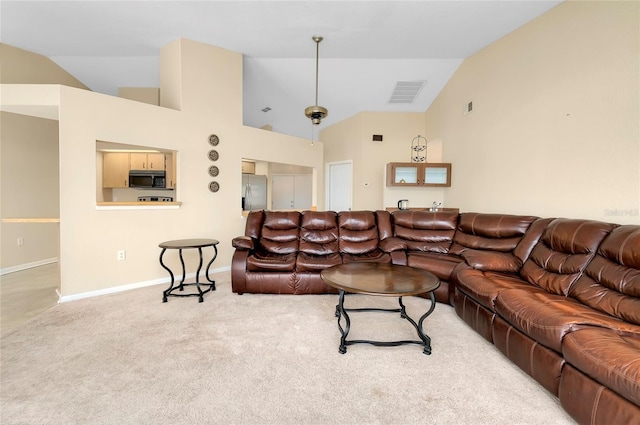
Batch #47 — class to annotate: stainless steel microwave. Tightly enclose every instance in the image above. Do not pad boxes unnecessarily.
[129,170,166,189]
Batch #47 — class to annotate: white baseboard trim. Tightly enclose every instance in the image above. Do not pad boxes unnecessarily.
[0,258,58,276]
[58,265,231,303]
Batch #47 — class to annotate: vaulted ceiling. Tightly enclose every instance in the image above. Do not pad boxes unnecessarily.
[1,1,563,139]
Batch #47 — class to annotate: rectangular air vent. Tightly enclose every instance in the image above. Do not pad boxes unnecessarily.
[464,101,473,115]
[388,81,425,104]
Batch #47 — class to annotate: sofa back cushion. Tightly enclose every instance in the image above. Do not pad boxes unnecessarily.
[391,210,458,254]
[338,211,379,255]
[569,225,640,325]
[259,211,301,255]
[244,210,265,240]
[376,210,393,240]
[299,211,339,256]
[519,218,616,296]
[450,213,539,255]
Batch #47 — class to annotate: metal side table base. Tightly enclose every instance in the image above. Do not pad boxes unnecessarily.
[159,239,219,303]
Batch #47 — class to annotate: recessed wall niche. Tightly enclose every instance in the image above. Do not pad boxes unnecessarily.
[96,140,177,203]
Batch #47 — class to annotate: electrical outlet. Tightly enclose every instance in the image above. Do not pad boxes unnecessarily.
[17,237,24,246]
[117,250,126,261]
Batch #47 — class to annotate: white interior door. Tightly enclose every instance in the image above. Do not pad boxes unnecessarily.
[327,161,352,212]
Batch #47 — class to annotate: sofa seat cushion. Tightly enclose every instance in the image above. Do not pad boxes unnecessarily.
[247,252,297,272]
[495,289,638,353]
[456,269,534,311]
[406,251,463,281]
[296,252,342,272]
[562,327,640,407]
[341,250,391,264]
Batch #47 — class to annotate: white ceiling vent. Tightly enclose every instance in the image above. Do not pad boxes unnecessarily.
[388,81,426,104]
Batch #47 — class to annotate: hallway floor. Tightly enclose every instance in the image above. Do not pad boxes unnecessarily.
[1,263,59,335]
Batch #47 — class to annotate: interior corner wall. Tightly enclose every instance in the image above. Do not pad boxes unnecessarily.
[1,112,60,270]
[424,0,640,223]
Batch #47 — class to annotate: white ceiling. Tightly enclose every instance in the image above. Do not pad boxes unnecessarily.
[0,0,563,139]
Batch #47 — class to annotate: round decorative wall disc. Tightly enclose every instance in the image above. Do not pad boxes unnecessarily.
[208,165,219,177]
[209,134,220,146]
[208,150,219,161]
[209,181,220,192]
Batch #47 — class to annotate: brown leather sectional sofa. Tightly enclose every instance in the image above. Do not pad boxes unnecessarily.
[231,209,640,425]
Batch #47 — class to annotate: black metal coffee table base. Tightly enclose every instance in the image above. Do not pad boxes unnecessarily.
[335,290,437,355]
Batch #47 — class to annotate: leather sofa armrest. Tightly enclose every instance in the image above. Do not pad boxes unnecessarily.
[461,250,522,273]
[232,236,255,250]
[231,249,249,294]
[379,237,407,253]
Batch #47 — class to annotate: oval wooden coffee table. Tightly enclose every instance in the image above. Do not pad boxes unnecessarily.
[320,262,440,355]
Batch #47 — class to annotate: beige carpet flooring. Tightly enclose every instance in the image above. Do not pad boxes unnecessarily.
[1,271,576,425]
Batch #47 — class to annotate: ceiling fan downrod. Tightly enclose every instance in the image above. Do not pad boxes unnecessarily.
[305,36,328,125]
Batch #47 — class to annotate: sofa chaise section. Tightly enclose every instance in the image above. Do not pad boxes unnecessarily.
[488,219,616,395]
[557,225,640,424]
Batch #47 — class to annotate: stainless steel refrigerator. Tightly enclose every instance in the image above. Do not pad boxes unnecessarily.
[242,174,267,211]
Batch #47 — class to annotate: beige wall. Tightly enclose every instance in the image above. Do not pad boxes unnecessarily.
[424,0,639,223]
[0,43,89,90]
[321,111,448,210]
[0,112,60,270]
[320,1,639,222]
[117,87,159,105]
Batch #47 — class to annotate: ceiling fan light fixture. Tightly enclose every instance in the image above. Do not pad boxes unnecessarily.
[305,36,328,126]
[305,105,328,125]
